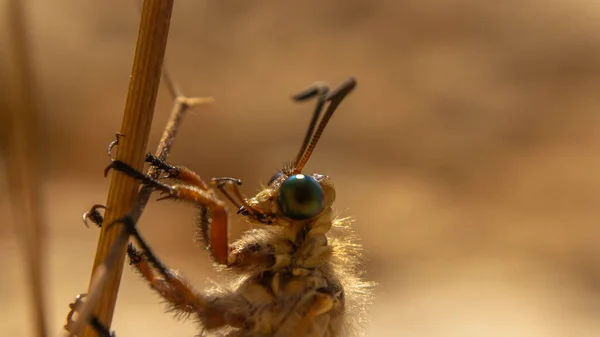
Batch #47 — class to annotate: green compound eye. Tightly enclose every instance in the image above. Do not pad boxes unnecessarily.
[278,174,325,220]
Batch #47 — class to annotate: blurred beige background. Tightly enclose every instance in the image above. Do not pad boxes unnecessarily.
[2,1,600,336]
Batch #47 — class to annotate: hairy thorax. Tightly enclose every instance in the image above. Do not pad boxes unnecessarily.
[225,208,344,336]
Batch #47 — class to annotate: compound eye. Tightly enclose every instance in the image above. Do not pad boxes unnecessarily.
[278,174,325,220]
[267,171,284,186]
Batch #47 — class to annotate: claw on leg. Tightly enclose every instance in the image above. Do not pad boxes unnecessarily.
[65,293,115,337]
[65,293,86,332]
[211,177,269,223]
[211,177,244,209]
[145,152,175,174]
[107,132,124,159]
[104,160,173,196]
[110,216,244,329]
[82,204,107,228]
[146,152,209,190]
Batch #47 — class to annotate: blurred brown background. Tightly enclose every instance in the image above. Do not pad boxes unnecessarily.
[2,1,600,336]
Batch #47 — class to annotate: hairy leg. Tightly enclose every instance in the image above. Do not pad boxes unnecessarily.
[145,152,209,190]
[113,215,246,330]
[105,160,229,264]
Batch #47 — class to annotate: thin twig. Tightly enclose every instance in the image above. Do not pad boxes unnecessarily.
[66,233,128,337]
[160,57,181,98]
[79,2,175,337]
[135,0,180,99]
[5,1,48,337]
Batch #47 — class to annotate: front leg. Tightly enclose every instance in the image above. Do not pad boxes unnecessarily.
[82,204,107,228]
[113,216,246,330]
[81,153,210,229]
[212,177,273,224]
[227,234,278,270]
[87,162,275,269]
[105,160,229,265]
[145,152,209,190]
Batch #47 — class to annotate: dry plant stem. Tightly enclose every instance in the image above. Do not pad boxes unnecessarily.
[80,2,175,337]
[5,1,48,337]
[70,14,213,337]
[68,233,128,337]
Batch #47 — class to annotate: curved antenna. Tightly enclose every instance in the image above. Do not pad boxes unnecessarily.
[292,82,330,167]
[294,77,357,173]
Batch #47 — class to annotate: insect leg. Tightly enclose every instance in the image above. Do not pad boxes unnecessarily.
[212,177,270,222]
[82,204,107,228]
[65,294,116,337]
[145,152,209,190]
[195,206,278,272]
[227,237,277,270]
[82,152,209,229]
[125,243,205,318]
[211,177,244,209]
[105,160,229,265]
[107,132,124,159]
[111,216,246,330]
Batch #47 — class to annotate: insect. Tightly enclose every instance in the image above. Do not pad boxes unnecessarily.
[74,77,374,337]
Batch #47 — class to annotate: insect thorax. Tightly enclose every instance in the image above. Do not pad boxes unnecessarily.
[225,209,344,336]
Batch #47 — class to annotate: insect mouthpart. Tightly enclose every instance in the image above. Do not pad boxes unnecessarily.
[237,205,272,224]
[237,206,250,216]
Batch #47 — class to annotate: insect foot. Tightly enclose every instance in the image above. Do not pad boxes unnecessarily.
[104,160,175,199]
[144,152,178,178]
[106,132,124,160]
[64,293,116,337]
[82,204,107,228]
